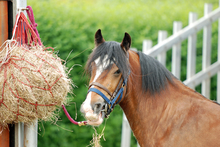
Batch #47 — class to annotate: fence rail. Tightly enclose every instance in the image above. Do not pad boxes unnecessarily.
[121,2,220,147]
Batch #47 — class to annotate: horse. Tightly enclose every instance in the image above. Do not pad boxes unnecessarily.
[80,29,220,147]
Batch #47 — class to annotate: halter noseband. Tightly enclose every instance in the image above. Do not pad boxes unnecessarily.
[87,71,130,117]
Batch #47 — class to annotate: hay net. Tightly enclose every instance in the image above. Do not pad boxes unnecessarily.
[0,9,72,127]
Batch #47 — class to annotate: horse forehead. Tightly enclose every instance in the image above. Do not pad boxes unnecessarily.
[92,55,114,82]
[94,55,114,72]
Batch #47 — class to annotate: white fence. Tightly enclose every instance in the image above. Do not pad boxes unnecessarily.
[121,2,220,147]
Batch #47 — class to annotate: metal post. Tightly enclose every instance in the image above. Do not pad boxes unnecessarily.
[16,0,27,15]
[24,120,38,147]
[15,123,24,147]
[14,0,27,146]
[14,1,38,147]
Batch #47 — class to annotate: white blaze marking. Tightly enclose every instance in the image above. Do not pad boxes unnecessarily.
[93,56,111,82]
[83,56,111,108]
[82,55,113,122]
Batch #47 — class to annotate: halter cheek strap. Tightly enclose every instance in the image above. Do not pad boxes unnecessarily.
[89,82,113,97]
[87,75,129,117]
[87,52,130,117]
[87,85,124,107]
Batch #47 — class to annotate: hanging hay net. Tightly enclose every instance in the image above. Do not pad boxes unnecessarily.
[0,10,72,127]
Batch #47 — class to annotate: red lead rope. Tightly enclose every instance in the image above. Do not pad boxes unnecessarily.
[26,6,42,46]
[62,105,87,126]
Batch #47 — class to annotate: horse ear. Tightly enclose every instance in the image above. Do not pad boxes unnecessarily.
[95,29,105,46]
[121,32,131,51]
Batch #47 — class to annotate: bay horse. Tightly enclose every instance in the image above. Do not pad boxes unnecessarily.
[80,29,220,147]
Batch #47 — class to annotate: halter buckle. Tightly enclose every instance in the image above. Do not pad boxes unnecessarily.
[101,103,108,113]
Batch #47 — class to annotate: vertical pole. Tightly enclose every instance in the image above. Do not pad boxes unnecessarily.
[217,0,220,103]
[157,31,167,66]
[0,1,10,147]
[142,39,152,54]
[187,12,198,89]
[15,0,25,138]
[15,123,24,147]
[16,0,27,15]
[172,21,182,79]
[24,120,38,147]
[202,3,212,99]
[14,1,39,147]
[121,113,131,147]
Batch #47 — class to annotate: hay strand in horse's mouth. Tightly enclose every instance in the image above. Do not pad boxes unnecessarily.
[88,125,106,147]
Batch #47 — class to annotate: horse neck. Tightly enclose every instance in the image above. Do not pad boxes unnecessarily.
[119,78,193,146]
[119,50,155,144]
[119,51,216,146]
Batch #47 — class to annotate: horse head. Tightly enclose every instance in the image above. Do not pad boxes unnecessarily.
[80,29,131,126]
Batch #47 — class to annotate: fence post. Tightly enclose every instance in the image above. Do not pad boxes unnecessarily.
[218,0,220,103]
[202,3,212,99]
[187,12,198,89]
[157,31,167,66]
[121,113,131,147]
[143,39,152,54]
[172,21,182,79]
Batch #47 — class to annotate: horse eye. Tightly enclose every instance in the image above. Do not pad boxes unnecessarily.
[114,69,121,74]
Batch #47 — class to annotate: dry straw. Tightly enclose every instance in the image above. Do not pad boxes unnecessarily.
[88,120,107,147]
[88,126,106,147]
[0,40,72,128]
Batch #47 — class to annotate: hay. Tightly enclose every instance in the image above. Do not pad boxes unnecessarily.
[88,126,106,147]
[0,40,72,127]
[88,120,107,147]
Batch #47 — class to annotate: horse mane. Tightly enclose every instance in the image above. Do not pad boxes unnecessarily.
[86,41,174,95]
[85,41,130,79]
[137,51,175,95]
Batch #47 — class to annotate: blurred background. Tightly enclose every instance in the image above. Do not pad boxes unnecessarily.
[27,0,218,146]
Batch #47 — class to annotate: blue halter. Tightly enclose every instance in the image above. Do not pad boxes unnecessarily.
[87,70,130,117]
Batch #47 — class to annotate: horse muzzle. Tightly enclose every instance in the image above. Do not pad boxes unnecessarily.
[80,99,106,126]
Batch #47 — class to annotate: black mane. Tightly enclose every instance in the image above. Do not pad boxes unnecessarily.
[86,41,130,79]
[137,51,174,94]
[86,42,174,95]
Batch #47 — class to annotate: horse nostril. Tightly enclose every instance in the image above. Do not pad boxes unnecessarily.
[96,103,101,109]
[93,103,104,113]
